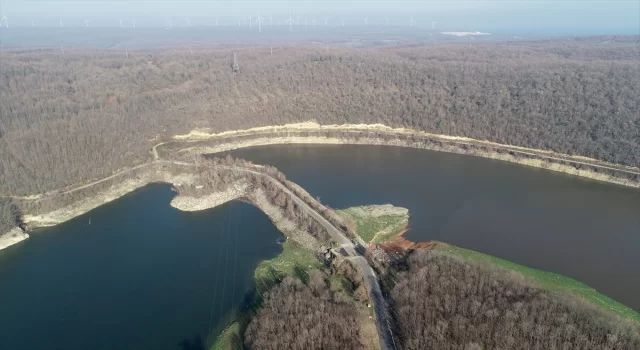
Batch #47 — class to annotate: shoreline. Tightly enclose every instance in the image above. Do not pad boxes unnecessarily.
[170,122,640,176]
[0,228,30,251]
[170,184,320,250]
[183,134,640,190]
[3,123,639,251]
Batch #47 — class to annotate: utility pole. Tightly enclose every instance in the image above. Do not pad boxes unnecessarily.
[232,52,240,73]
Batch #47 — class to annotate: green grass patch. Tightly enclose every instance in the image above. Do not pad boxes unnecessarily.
[337,207,407,244]
[210,321,242,350]
[253,240,322,291]
[432,242,640,324]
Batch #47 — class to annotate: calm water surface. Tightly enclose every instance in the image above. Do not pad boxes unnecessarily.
[0,184,283,350]
[2,145,639,350]
[227,144,640,311]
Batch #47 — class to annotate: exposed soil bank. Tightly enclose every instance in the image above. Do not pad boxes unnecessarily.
[0,228,29,250]
[165,122,640,189]
[192,136,640,189]
[170,183,248,211]
[22,170,197,229]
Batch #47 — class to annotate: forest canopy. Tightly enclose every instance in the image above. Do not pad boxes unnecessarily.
[390,250,640,350]
[1,37,638,195]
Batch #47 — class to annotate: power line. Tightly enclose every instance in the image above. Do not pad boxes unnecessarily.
[218,202,234,324]
[230,201,242,311]
[206,204,230,345]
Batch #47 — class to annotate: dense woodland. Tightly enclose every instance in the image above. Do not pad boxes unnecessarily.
[1,37,638,196]
[389,250,640,350]
[244,274,366,350]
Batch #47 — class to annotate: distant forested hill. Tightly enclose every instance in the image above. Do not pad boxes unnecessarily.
[1,37,638,195]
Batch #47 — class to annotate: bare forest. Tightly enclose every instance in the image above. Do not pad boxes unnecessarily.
[1,37,638,197]
[389,250,640,350]
[0,199,21,233]
[244,274,366,350]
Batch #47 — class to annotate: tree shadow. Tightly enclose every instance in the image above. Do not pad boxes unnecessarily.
[178,335,205,350]
[293,264,309,284]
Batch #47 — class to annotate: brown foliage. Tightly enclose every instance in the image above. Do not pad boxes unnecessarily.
[244,274,365,350]
[1,39,638,196]
[0,199,22,234]
[390,250,640,350]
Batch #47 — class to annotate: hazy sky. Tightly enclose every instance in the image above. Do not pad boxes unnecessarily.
[1,0,639,34]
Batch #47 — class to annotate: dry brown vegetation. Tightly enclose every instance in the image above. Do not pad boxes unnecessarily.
[1,37,638,197]
[244,274,366,350]
[389,250,640,350]
[0,199,22,233]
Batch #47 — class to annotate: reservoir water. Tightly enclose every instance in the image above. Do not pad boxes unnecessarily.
[226,144,640,312]
[1,145,639,350]
[0,184,283,350]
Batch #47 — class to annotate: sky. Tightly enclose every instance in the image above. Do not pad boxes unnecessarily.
[1,0,639,34]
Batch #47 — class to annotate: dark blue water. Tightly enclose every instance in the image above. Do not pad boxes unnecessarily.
[0,183,283,350]
[226,144,640,312]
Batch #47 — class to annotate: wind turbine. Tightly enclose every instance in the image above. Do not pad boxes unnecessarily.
[385,17,389,27]
[364,16,368,25]
[31,19,34,27]
[296,16,301,26]
[285,14,294,31]
[133,20,136,28]
[268,16,272,26]
[409,17,415,27]
[432,21,436,29]
[0,0,7,29]
[324,17,328,26]
[248,15,252,29]
[59,18,64,27]
[185,17,190,26]
[119,19,122,28]
[256,13,264,32]
[84,19,89,27]
[215,17,218,26]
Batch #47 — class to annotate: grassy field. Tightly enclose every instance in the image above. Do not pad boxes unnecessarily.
[432,241,640,324]
[253,240,323,287]
[337,205,408,244]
